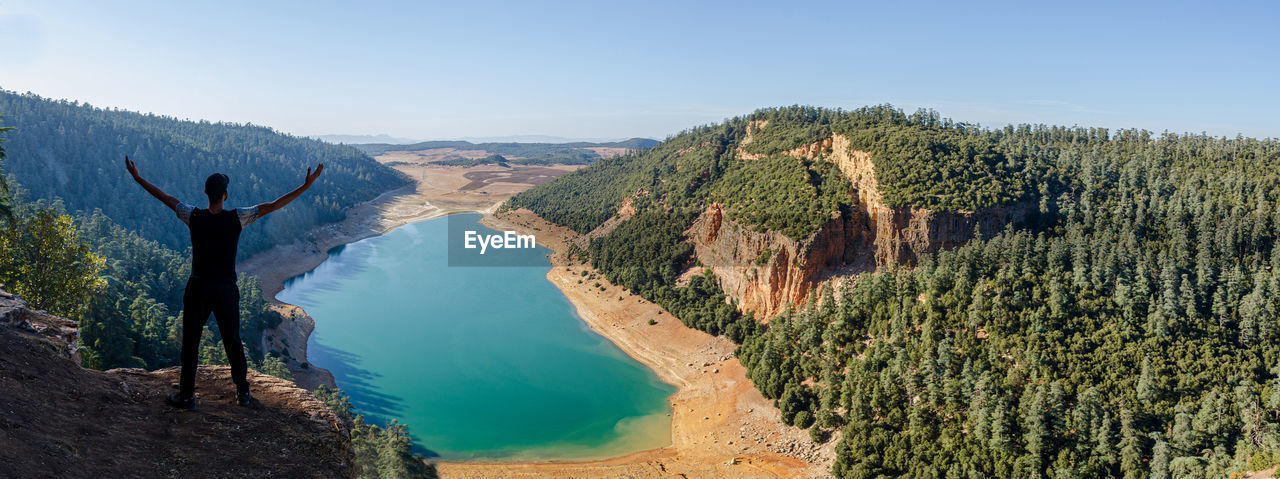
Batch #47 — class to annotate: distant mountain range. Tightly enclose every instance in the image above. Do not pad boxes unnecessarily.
[454,135,645,144]
[352,138,660,166]
[312,134,654,145]
[311,133,422,145]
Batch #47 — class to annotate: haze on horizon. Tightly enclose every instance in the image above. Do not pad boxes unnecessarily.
[2,1,1277,141]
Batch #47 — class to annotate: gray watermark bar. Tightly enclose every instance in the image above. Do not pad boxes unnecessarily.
[447,214,548,267]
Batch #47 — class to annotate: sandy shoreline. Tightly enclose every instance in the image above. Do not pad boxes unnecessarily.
[240,162,833,478]
[428,210,834,478]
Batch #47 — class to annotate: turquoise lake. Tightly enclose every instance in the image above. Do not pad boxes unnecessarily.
[276,213,676,461]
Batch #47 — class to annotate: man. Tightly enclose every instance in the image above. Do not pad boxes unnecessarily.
[126,156,323,409]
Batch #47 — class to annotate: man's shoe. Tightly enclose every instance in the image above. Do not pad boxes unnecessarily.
[166,393,195,410]
[237,391,254,407]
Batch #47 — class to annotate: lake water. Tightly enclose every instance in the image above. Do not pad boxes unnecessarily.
[277,213,675,461]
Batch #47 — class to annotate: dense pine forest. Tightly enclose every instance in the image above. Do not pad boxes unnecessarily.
[0,89,411,260]
[507,106,1030,238]
[509,105,1280,477]
[0,89,415,372]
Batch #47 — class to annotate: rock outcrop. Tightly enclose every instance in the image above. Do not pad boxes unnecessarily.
[806,134,1032,265]
[262,303,337,391]
[736,119,770,160]
[689,203,871,319]
[691,134,1030,319]
[0,289,355,478]
[0,288,80,362]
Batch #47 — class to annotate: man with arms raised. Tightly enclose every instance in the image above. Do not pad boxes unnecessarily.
[126,156,323,408]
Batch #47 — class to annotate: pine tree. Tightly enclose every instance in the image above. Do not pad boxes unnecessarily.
[1150,434,1170,479]
[1119,409,1143,479]
[1137,356,1157,404]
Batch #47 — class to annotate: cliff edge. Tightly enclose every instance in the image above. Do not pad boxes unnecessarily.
[0,290,354,478]
[691,132,1031,318]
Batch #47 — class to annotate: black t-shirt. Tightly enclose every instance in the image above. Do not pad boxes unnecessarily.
[176,203,259,283]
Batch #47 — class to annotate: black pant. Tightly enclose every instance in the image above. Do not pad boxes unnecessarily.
[179,278,249,397]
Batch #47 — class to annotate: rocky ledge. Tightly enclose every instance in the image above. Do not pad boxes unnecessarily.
[0,289,353,478]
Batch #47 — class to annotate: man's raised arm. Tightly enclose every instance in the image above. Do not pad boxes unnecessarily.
[126,156,180,210]
[256,163,324,217]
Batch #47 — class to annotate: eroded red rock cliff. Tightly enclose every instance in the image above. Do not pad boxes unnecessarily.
[690,134,1030,318]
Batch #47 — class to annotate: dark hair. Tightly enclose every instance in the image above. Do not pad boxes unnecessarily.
[205,173,229,203]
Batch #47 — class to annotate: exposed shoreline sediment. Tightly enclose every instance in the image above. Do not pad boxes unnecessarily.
[240,163,832,477]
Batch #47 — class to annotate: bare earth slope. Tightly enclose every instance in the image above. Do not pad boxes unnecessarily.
[0,305,353,478]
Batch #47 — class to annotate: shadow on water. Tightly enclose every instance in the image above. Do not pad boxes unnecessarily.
[286,241,445,457]
[308,338,404,419]
[408,439,442,458]
[309,338,443,458]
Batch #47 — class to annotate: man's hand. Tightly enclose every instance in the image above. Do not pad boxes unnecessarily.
[259,163,326,217]
[304,163,325,188]
[126,155,140,179]
[125,155,180,210]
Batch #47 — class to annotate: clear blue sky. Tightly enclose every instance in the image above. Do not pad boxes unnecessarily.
[2,1,1277,140]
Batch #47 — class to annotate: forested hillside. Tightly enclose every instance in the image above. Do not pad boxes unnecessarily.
[508,105,1280,477]
[0,88,415,374]
[508,105,1026,239]
[0,89,411,259]
[1,104,435,478]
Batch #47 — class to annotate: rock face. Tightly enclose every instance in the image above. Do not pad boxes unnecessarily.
[690,203,870,319]
[262,303,337,391]
[0,288,355,478]
[810,134,1032,266]
[690,134,1031,319]
[0,288,80,362]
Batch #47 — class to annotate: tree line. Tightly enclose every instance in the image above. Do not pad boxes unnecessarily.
[0,89,410,260]
[508,106,1026,242]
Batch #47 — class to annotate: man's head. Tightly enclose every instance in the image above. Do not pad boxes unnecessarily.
[205,173,229,204]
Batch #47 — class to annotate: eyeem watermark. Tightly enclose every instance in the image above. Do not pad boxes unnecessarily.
[463,230,536,254]
[448,214,547,266]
